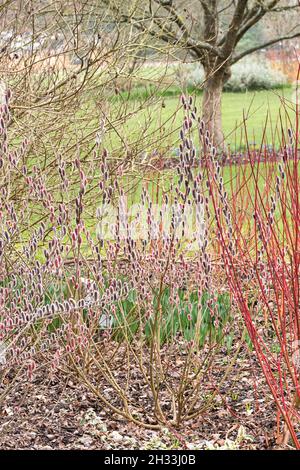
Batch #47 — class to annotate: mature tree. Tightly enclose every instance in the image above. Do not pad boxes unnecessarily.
[103,0,300,145]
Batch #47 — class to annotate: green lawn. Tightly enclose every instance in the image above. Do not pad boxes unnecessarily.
[102,86,293,156]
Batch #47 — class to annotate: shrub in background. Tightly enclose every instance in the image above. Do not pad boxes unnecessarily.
[176,57,287,92]
[224,59,288,92]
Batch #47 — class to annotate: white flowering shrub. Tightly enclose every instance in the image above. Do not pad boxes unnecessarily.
[175,58,287,91]
[224,59,287,91]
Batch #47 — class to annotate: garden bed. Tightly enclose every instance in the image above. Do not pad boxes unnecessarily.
[0,344,281,450]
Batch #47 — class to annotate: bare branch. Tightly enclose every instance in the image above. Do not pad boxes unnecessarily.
[231,31,300,63]
[221,0,248,56]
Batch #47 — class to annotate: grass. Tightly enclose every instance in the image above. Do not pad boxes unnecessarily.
[102,86,293,155]
[48,60,294,165]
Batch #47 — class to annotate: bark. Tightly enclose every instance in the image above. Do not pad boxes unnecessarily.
[202,66,231,149]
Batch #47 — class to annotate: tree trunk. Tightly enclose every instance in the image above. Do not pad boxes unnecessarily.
[202,67,231,149]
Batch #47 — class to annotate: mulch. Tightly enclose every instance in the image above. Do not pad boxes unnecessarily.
[0,341,288,450]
